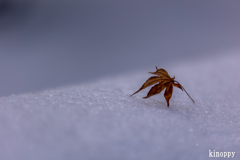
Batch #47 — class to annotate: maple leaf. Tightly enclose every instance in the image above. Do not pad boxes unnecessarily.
[131,67,194,107]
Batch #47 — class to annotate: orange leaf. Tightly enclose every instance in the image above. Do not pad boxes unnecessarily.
[131,67,194,107]
[143,82,167,99]
[164,83,173,107]
[148,67,171,79]
[173,81,183,90]
[130,76,170,96]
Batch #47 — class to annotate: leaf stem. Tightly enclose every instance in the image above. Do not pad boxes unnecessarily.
[176,81,195,103]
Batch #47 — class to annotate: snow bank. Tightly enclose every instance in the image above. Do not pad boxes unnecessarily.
[0,52,239,160]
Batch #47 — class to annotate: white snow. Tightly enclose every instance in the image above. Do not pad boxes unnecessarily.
[0,52,240,160]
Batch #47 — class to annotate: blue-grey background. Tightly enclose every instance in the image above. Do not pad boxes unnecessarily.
[1,0,240,97]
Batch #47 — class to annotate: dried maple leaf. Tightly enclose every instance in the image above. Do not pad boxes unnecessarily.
[131,67,194,107]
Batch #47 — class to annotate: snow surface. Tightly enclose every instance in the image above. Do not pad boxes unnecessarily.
[0,52,240,160]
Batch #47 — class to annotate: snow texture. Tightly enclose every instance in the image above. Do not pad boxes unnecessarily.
[0,52,240,160]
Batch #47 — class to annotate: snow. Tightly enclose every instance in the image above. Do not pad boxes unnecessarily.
[0,52,239,160]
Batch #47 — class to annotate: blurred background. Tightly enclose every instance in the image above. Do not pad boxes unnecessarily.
[0,0,240,97]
